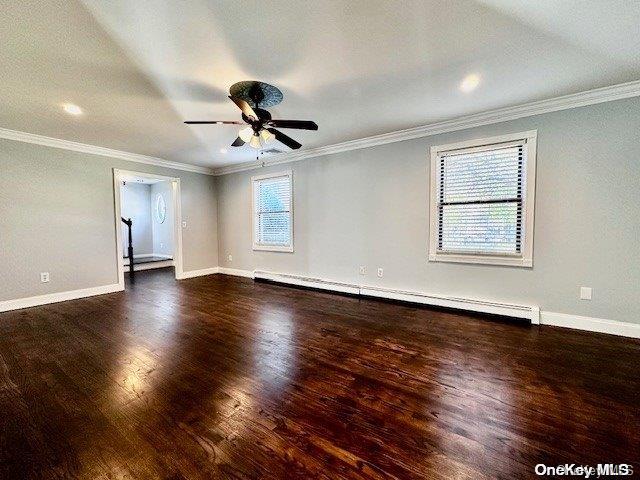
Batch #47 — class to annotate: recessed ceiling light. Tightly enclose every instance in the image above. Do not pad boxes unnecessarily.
[460,74,480,93]
[62,103,83,115]
[219,148,228,154]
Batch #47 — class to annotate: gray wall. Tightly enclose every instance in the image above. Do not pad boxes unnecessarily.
[120,182,153,256]
[151,181,174,257]
[216,97,640,325]
[0,139,218,301]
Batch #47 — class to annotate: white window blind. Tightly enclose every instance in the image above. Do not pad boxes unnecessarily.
[429,132,537,267]
[252,172,293,251]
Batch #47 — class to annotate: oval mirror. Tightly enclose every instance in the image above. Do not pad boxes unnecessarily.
[156,194,167,224]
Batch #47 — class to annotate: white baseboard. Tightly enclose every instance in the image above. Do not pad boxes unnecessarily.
[540,312,640,339]
[0,283,124,313]
[176,267,220,280]
[218,267,255,278]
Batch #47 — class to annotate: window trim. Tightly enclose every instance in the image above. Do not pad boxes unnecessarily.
[428,131,537,267]
[251,170,294,253]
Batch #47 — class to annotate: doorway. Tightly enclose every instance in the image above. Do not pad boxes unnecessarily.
[113,169,184,287]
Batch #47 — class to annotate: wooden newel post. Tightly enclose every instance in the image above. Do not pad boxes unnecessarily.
[121,217,134,277]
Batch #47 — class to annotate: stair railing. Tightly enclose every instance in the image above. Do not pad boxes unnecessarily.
[121,217,134,277]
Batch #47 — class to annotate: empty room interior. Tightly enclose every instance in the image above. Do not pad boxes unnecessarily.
[1,1,639,479]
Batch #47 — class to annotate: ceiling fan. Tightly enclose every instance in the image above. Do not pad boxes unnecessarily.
[184,81,318,150]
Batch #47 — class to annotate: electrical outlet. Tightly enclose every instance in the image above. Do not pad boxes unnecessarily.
[359,266,366,275]
[160,242,164,249]
[228,254,233,262]
[580,287,592,300]
[182,221,187,228]
[40,272,50,283]
[377,268,384,278]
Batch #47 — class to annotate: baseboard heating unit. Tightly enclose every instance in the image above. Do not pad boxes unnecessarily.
[253,270,540,324]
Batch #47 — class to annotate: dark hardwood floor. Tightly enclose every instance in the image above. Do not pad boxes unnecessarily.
[1,269,638,479]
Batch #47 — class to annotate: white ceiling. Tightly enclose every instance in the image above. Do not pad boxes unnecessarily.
[1,0,639,169]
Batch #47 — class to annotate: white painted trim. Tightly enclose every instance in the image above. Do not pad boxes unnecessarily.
[251,170,294,253]
[427,253,533,267]
[3,81,638,178]
[540,312,640,339]
[429,130,537,155]
[428,130,537,268]
[213,80,640,176]
[113,171,126,291]
[253,245,295,253]
[0,283,123,313]
[218,267,255,278]
[172,178,185,280]
[0,128,214,175]
[176,267,220,279]
[113,169,184,284]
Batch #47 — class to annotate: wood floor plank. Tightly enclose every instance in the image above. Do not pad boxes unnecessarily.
[0,268,638,479]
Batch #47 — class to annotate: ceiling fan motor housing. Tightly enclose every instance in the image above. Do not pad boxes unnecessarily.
[229,81,284,108]
[243,108,272,132]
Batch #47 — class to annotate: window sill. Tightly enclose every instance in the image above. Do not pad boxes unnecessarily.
[428,253,532,268]
[253,244,294,253]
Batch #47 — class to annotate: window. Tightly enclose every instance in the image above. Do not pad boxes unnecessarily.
[429,131,537,267]
[252,171,293,252]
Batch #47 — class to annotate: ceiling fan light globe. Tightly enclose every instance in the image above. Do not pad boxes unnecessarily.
[238,126,254,142]
[260,129,275,144]
[249,134,261,149]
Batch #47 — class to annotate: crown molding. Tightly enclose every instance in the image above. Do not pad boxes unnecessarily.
[0,128,215,175]
[3,80,639,177]
[213,79,640,176]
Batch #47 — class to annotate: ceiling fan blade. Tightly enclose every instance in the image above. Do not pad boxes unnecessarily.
[267,128,302,150]
[231,136,245,147]
[184,120,242,125]
[228,96,259,122]
[267,120,318,130]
